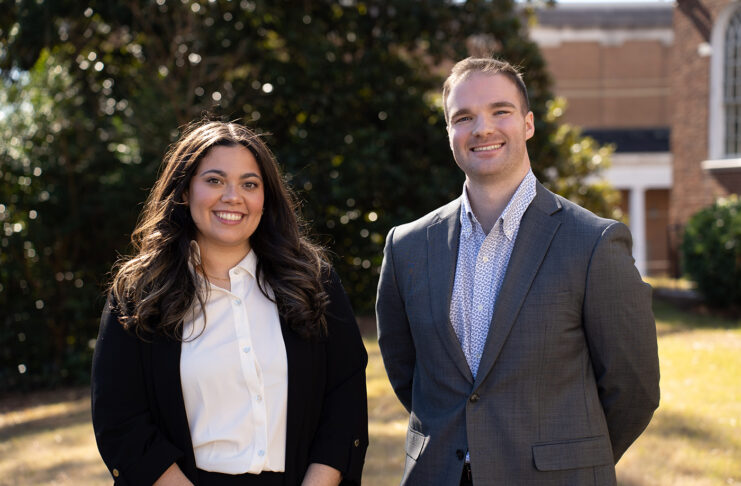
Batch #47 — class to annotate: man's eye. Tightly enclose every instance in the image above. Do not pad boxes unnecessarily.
[454,116,471,124]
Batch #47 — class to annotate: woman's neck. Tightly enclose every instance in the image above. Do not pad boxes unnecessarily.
[197,240,251,280]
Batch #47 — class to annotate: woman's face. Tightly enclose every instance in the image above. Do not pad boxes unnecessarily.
[184,144,265,254]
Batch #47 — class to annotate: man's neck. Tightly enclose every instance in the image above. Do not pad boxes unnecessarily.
[465,168,530,234]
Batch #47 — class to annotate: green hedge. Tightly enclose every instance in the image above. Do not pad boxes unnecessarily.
[681,195,741,309]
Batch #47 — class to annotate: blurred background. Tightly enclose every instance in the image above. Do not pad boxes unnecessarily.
[0,0,623,392]
[0,0,739,484]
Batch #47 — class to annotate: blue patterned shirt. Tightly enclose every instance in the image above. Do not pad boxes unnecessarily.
[449,170,537,379]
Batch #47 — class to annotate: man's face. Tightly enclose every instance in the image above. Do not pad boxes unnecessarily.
[446,72,534,185]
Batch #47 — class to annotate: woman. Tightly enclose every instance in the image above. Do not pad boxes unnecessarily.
[91,120,368,486]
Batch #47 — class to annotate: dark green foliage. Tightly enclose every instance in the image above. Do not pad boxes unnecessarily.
[0,0,617,391]
[681,196,741,309]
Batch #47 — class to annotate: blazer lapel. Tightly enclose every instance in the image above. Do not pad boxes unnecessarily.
[281,318,311,485]
[427,199,473,382]
[150,335,198,478]
[474,184,562,388]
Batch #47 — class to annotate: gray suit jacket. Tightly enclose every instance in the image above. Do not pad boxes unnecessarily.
[376,182,660,485]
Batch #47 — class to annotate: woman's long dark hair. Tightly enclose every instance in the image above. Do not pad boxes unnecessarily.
[110,120,328,340]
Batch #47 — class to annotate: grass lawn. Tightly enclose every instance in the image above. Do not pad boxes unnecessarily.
[0,299,739,485]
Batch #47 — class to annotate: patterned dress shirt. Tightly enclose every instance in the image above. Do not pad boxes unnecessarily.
[449,170,537,379]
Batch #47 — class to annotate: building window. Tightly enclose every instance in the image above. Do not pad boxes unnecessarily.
[709,3,741,164]
[724,8,741,157]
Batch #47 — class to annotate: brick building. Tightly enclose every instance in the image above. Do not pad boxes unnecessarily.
[671,0,741,251]
[530,1,674,276]
[529,0,741,277]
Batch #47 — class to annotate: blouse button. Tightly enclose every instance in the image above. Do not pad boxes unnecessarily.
[233,299,242,306]
[243,346,251,353]
[258,450,265,457]
[256,395,263,402]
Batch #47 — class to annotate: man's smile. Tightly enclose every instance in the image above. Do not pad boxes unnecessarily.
[471,143,504,152]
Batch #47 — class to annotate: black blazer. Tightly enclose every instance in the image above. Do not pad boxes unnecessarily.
[91,269,368,485]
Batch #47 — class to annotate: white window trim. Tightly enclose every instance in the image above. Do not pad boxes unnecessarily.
[709,2,741,161]
[701,158,741,170]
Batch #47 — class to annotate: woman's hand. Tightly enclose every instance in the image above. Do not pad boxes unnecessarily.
[152,463,194,486]
[300,463,342,486]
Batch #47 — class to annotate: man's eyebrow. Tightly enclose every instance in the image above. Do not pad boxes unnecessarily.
[449,108,472,120]
[488,101,517,109]
[450,101,517,120]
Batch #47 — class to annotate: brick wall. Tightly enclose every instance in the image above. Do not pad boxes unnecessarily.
[670,0,733,231]
[541,40,671,128]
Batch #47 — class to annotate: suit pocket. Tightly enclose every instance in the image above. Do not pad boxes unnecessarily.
[532,435,613,471]
[405,428,428,461]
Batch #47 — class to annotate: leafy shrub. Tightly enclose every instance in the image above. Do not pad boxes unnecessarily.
[681,195,741,308]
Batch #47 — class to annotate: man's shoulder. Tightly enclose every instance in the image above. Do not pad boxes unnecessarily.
[537,184,619,233]
[389,198,461,242]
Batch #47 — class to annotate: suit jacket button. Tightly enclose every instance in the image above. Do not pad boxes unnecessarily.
[112,468,119,477]
[469,393,480,403]
[456,449,465,460]
[353,439,360,447]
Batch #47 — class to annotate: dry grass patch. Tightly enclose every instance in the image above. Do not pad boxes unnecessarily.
[0,388,109,486]
[616,301,741,486]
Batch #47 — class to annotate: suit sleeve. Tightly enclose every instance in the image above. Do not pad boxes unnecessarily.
[308,269,369,484]
[376,227,415,412]
[583,222,660,462]
[91,297,184,485]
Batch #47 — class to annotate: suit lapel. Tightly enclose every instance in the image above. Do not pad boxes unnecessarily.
[427,199,473,382]
[474,184,562,388]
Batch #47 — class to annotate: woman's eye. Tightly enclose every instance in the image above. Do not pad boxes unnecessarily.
[206,178,221,184]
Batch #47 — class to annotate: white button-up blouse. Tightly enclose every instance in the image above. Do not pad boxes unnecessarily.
[180,248,288,474]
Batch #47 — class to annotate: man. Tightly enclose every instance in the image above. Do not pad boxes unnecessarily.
[376,57,660,485]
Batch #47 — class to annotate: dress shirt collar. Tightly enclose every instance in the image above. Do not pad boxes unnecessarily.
[459,169,537,241]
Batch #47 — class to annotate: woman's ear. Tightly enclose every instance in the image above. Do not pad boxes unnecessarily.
[182,190,189,205]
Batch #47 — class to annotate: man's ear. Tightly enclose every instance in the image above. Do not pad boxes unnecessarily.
[525,111,535,141]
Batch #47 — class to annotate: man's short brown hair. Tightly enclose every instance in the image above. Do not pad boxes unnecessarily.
[442,57,530,124]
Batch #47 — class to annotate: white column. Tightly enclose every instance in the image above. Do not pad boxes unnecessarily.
[629,188,647,276]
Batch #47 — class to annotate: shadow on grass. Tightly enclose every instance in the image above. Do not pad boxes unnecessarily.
[653,298,741,333]
[616,405,741,486]
[7,458,110,486]
[647,408,734,450]
[0,404,91,443]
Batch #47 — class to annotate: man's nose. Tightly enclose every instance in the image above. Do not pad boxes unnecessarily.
[472,116,494,137]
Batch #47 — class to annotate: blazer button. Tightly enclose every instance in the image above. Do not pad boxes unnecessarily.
[456,449,465,460]
[469,393,480,403]
[112,468,119,477]
[353,439,360,447]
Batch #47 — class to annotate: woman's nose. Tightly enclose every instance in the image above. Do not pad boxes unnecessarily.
[221,185,239,202]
